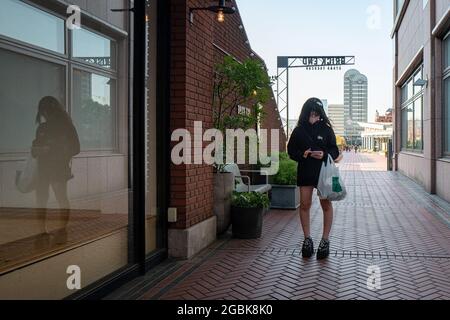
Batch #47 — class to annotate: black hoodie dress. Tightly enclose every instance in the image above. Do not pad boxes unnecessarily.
[287,121,340,188]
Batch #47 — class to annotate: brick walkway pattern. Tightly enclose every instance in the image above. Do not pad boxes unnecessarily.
[106,152,450,300]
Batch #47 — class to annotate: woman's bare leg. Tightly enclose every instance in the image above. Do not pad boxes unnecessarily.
[299,187,314,238]
[52,181,70,229]
[319,199,334,240]
[35,177,50,234]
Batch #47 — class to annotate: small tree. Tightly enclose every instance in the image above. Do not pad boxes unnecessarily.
[213,56,272,132]
[212,57,272,171]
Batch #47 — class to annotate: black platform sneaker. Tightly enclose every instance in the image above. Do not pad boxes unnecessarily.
[316,239,330,260]
[302,237,314,258]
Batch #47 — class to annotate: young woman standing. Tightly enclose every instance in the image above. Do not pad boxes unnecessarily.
[287,98,342,260]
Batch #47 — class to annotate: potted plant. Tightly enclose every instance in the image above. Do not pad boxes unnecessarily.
[270,152,300,210]
[213,168,235,234]
[231,191,270,239]
[212,56,272,234]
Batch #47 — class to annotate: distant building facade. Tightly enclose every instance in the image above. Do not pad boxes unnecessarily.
[321,99,329,115]
[328,104,345,136]
[392,0,450,202]
[282,117,298,138]
[359,122,393,153]
[376,108,393,123]
[344,69,368,145]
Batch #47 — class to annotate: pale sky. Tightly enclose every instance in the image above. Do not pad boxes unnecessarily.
[237,0,394,123]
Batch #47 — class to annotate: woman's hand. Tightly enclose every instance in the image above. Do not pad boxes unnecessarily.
[310,151,324,160]
[303,148,312,159]
[334,153,344,163]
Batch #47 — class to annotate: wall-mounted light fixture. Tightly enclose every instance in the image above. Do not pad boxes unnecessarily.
[413,77,428,88]
[189,0,236,24]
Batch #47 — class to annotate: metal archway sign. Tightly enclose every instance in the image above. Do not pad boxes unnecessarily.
[276,56,355,140]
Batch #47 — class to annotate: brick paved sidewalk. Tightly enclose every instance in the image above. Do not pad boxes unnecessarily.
[106,152,450,300]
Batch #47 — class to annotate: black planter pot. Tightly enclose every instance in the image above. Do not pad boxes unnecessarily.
[231,206,264,239]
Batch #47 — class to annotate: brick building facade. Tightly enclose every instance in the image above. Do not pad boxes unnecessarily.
[167,0,286,258]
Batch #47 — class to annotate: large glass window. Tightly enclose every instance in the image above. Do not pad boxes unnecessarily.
[401,66,424,152]
[414,98,423,150]
[0,48,65,153]
[407,106,414,149]
[444,33,450,155]
[445,77,450,154]
[444,32,450,69]
[402,107,408,148]
[72,70,115,150]
[73,28,116,69]
[0,1,130,289]
[413,68,423,95]
[0,0,65,54]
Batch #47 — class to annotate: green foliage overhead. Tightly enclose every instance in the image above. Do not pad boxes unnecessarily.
[271,152,298,186]
[231,191,270,209]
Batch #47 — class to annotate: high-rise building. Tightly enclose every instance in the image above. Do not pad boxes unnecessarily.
[344,69,368,145]
[328,104,345,136]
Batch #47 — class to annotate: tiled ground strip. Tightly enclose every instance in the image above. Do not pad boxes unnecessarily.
[106,153,450,300]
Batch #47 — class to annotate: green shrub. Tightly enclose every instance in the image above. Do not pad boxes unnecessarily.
[272,153,297,186]
[278,152,290,162]
[256,152,289,169]
[231,191,270,209]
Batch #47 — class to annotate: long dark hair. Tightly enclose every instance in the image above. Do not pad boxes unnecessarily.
[35,96,80,156]
[296,97,333,129]
[36,96,73,126]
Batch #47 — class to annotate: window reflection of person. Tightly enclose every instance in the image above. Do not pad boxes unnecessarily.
[32,96,80,244]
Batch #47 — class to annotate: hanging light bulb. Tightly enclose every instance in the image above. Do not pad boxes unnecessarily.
[217,10,225,22]
[189,0,235,25]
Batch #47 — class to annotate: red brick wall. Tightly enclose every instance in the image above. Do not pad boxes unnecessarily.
[168,0,286,231]
[169,0,215,229]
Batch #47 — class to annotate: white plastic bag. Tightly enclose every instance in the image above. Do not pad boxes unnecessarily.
[317,155,346,201]
[16,155,38,193]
